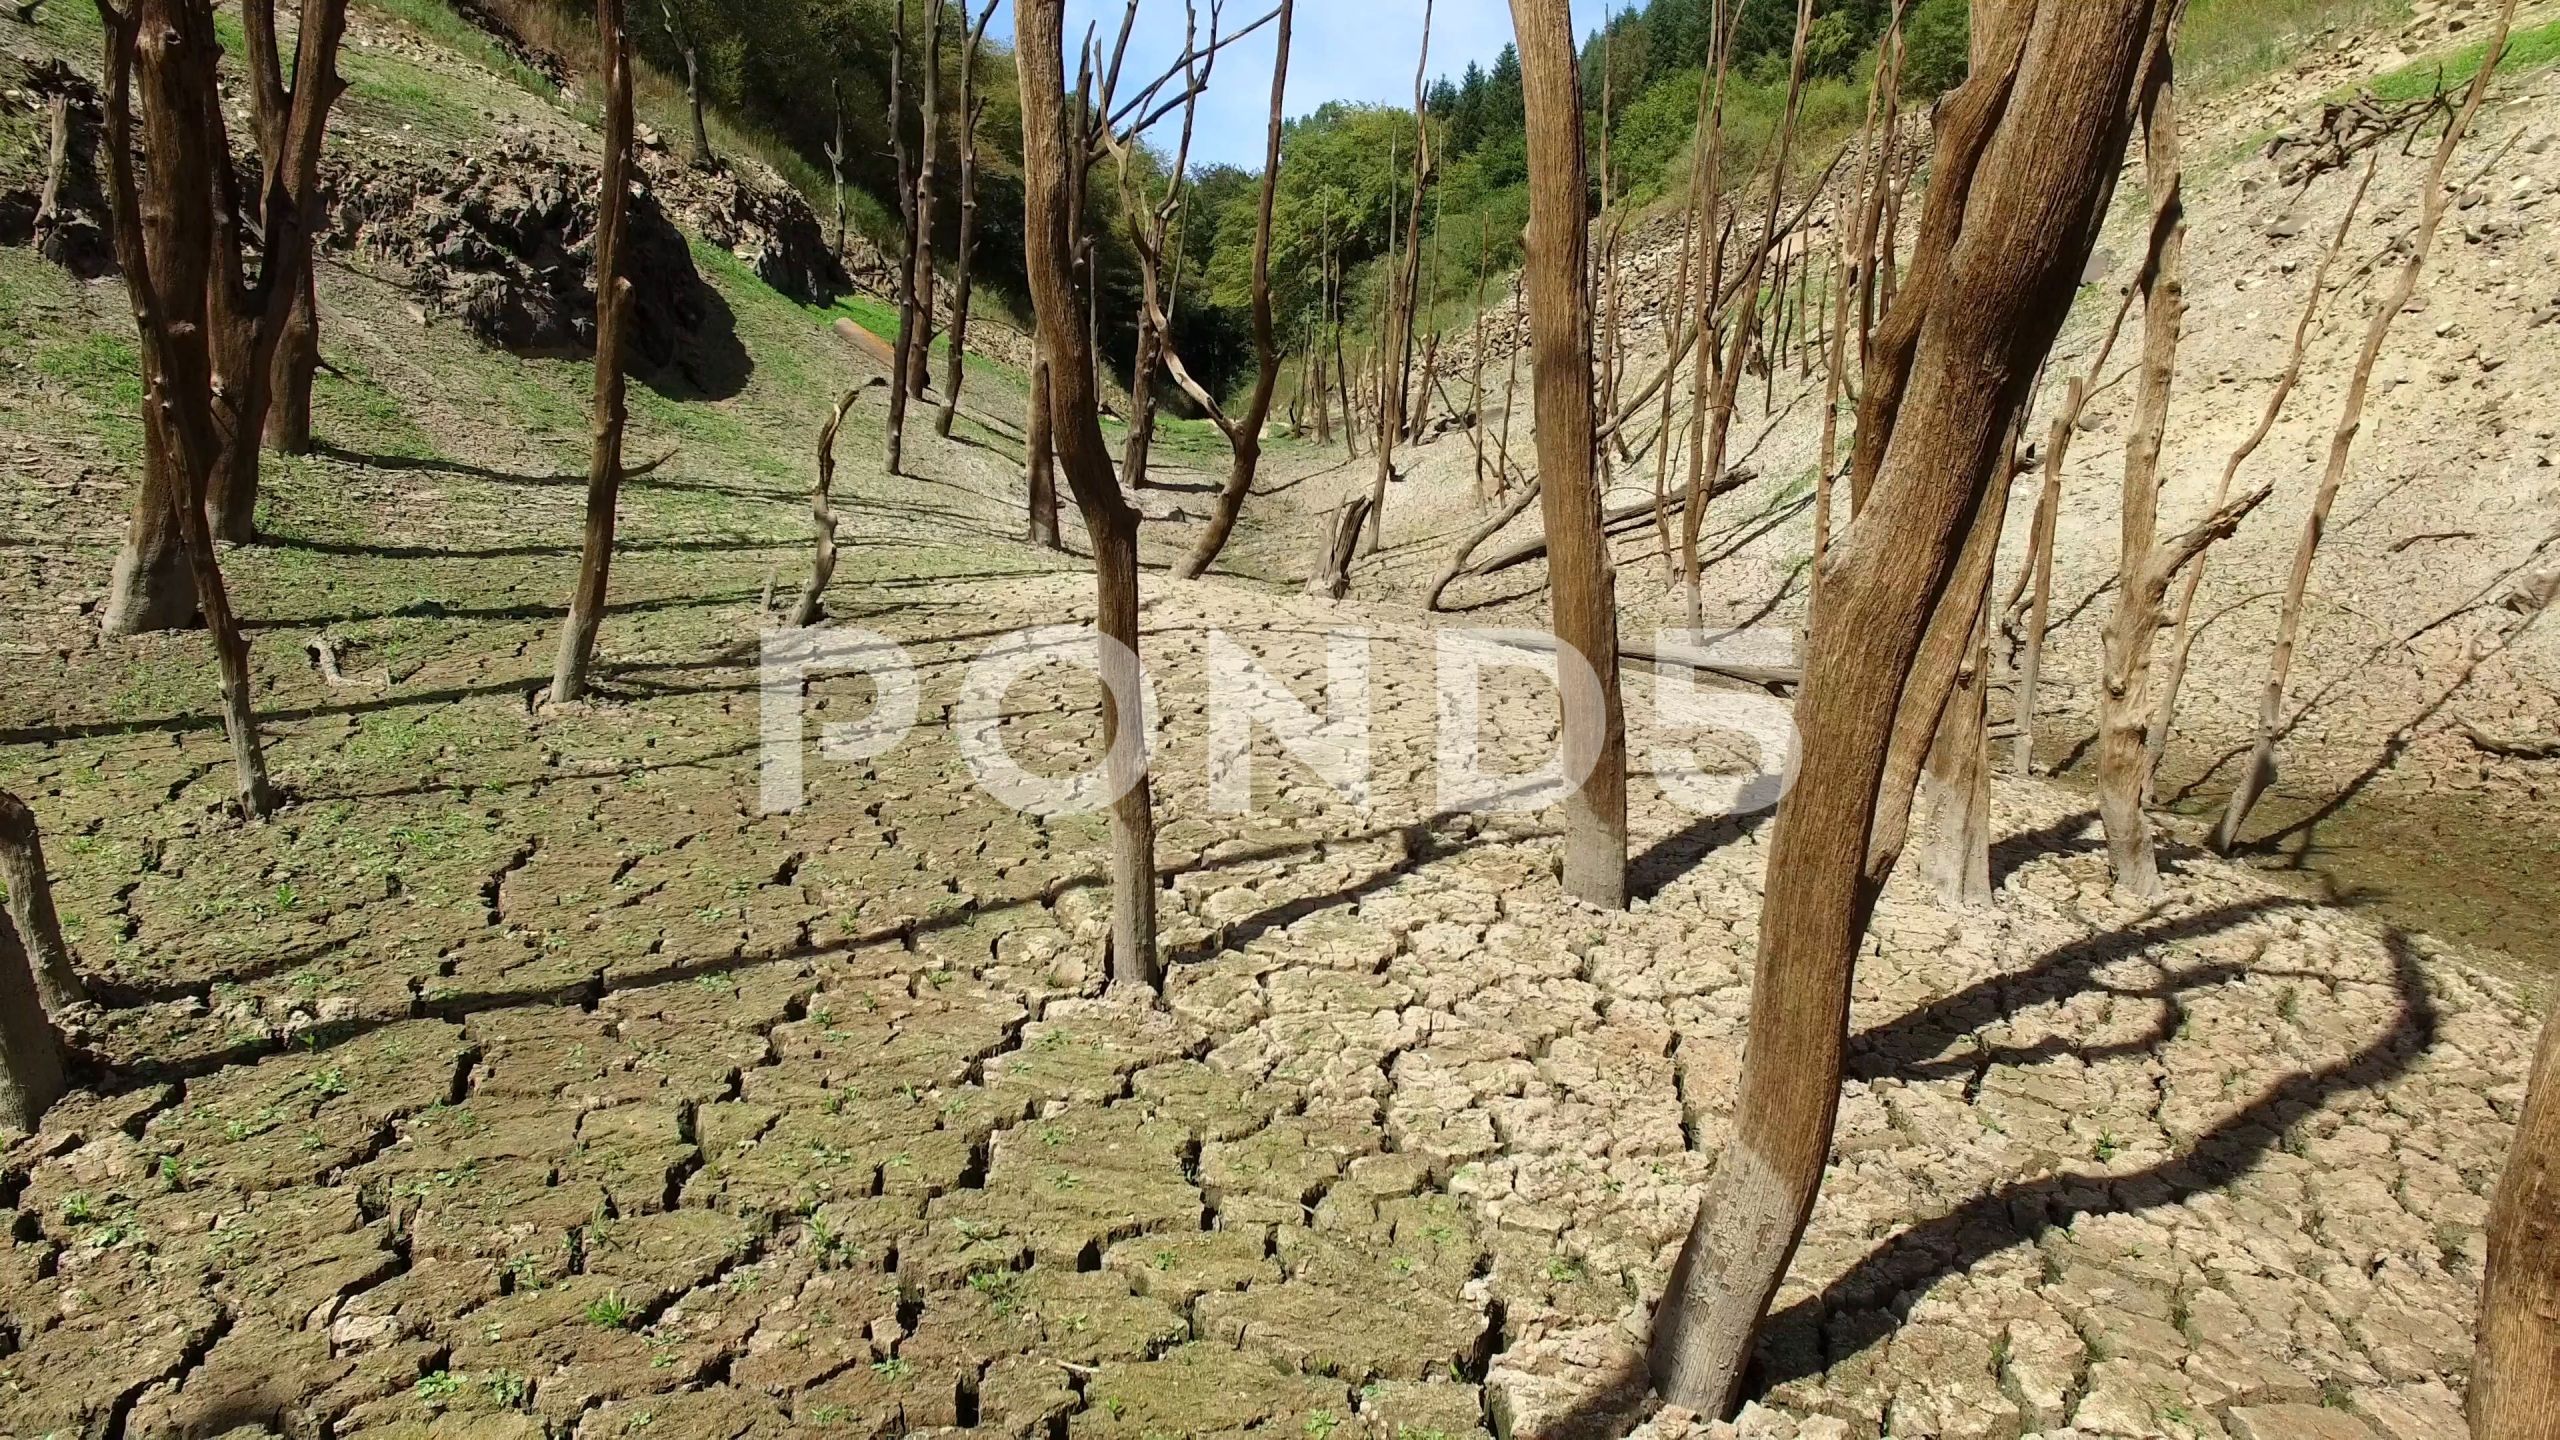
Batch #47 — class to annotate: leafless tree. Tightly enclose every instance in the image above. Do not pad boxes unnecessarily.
[1510,0,1625,910]
[907,0,949,407]
[1359,0,1434,556]
[1646,0,2172,1411]
[1015,0,1267,994]
[2092,44,2188,898]
[2217,0,2514,852]
[2148,148,2377,794]
[825,78,850,259]
[548,0,638,705]
[1680,0,1813,632]
[1176,0,1293,579]
[207,0,350,538]
[793,378,889,626]
[93,0,277,817]
[29,89,73,267]
[936,0,1001,437]
[0,793,84,1012]
[657,0,714,168]
[2475,997,2560,1440]
[885,0,922,474]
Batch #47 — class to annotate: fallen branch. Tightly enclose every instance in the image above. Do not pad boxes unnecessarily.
[2457,721,2560,759]
[1489,628,1799,691]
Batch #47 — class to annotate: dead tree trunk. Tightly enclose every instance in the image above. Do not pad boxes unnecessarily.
[793,378,887,626]
[1026,350,1062,549]
[95,0,276,816]
[885,0,920,475]
[2093,46,2186,900]
[257,0,351,461]
[2475,998,2560,1440]
[203,0,346,542]
[1680,0,1813,632]
[548,0,636,706]
[1646,0,2167,1412]
[826,79,849,259]
[30,91,71,263]
[0,792,84,1012]
[1016,0,1160,994]
[658,0,713,168]
[936,0,999,438]
[1512,0,1626,911]
[1916,574,1994,905]
[907,0,947,404]
[0,910,63,1134]
[1179,0,1294,580]
[2149,148,2375,789]
[2216,0,2513,852]
[1360,0,1433,556]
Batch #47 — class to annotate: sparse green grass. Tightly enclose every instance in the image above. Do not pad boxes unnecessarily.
[2179,0,2412,94]
[2368,16,2560,103]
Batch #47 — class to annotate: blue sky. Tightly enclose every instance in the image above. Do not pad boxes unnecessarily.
[989,0,1606,170]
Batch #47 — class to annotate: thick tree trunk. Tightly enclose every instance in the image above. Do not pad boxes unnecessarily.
[1647,0,2165,1412]
[1511,0,1626,911]
[208,0,348,542]
[2094,53,2185,900]
[0,792,84,1012]
[95,0,277,817]
[0,911,64,1135]
[265,263,319,455]
[101,438,197,637]
[2474,1000,2560,1440]
[549,0,636,705]
[1016,0,1159,993]
[2217,0,2513,852]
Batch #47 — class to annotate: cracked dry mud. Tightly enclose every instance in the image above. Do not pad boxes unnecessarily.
[0,564,2541,1440]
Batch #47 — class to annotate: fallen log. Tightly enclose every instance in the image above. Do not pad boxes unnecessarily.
[1488,628,1800,691]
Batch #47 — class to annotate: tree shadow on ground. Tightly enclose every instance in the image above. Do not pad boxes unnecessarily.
[1539,900,2426,1437]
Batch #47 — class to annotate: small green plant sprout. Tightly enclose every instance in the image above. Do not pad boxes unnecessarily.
[872,1356,914,1380]
[413,1371,464,1402]
[583,1292,635,1328]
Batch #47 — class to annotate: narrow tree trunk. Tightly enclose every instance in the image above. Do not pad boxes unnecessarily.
[885,0,918,474]
[0,793,84,1012]
[1647,1,2164,1411]
[2217,0,2512,852]
[1026,351,1061,549]
[907,0,947,403]
[2150,149,2375,790]
[937,1,998,438]
[2474,999,2560,1440]
[1016,0,1159,993]
[2094,50,2186,899]
[793,379,885,626]
[549,0,636,705]
[1512,0,1626,911]
[826,79,849,260]
[1361,3,1433,556]
[1181,0,1294,580]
